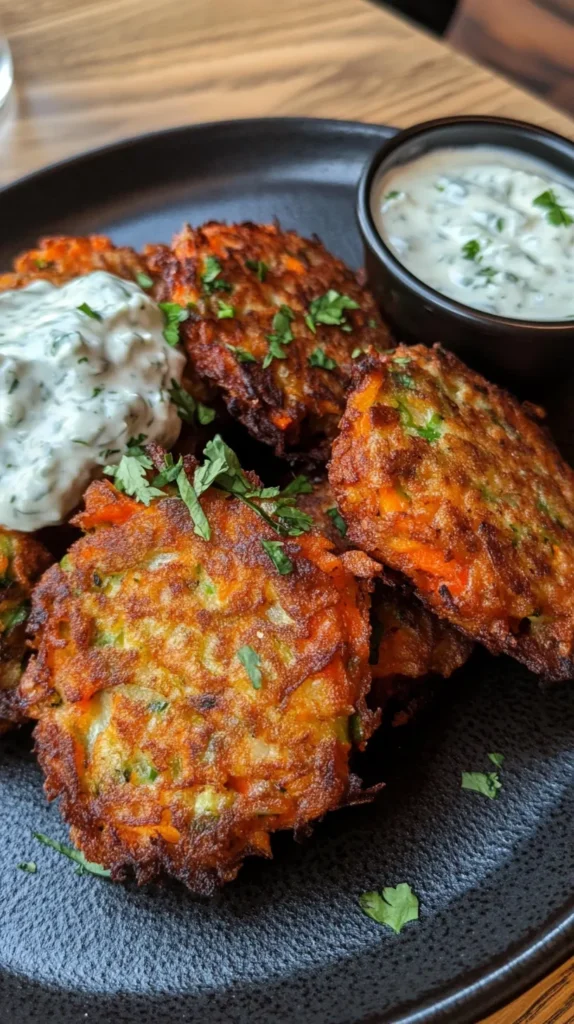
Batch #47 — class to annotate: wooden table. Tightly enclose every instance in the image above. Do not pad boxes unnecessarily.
[1,1,573,1021]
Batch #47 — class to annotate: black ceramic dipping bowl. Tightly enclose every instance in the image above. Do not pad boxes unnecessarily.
[356,115,574,455]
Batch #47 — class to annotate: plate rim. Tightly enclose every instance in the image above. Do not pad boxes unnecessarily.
[0,114,572,1024]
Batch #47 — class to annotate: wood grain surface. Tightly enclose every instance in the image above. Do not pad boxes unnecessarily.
[0,1,572,1022]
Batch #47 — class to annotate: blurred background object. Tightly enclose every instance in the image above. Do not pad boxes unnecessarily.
[0,30,12,111]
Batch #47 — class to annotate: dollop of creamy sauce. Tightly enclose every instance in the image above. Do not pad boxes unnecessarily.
[372,146,574,320]
[0,271,186,531]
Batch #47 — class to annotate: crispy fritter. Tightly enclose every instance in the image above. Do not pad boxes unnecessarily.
[329,343,574,680]
[146,222,392,459]
[0,235,150,292]
[369,583,473,726]
[0,530,52,734]
[19,475,377,892]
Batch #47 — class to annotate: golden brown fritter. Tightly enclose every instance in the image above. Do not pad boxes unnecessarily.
[369,584,473,726]
[146,222,392,459]
[0,235,152,292]
[0,529,52,734]
[329,343,574,681]
[19,469,377,892]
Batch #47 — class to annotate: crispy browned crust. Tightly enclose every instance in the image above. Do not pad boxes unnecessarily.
[19,477,377,892]
[0,235,152,292]
[0,531,53,733]
[145,222,392,460]
[329,343,574,681]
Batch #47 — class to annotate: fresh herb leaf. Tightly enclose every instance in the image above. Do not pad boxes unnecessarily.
[261,539,294,575]
[33,833,111,877]
[77,302,102,321]
[177,470,210,540]
[158,302,189,347]
[104,455,163,506]
[168,378,215,425]
[217,299,235,319]
[226,344,258,364]
[135,272,154,290]
[351,348,363,359]
[397,401,443,442]
[392,371,415,390]
[359,883,419,933]
[477,266,497,282]
[326,506,347,536]
[308,347,337,370]
[237,645,262,689]
[18,861,37,874]
[151,453,184,487]
[273,502,313,536]
[201,255,232,293]
[281,475,313,497]
[91,387,103,399]
[148,699,169,712]
[8,377,19,394]
[245,258,269,282]
[461,771,502,799]
[533,189,573,227]
[461,239,480,261]
[384,190,401,200]
[496,217,504,232]
[306,290,360,333]
[263,305,295,368]
[1,604,29,631]
[488,752,505,768]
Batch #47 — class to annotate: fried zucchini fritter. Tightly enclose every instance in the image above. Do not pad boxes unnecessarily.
[0,529,52,734]
[147,222,391,459]
[20,474,376,892]
[329,343,574,680]
[0,235,150,292]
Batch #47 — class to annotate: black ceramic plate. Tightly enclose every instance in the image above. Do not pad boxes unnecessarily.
[0,118,573,1024]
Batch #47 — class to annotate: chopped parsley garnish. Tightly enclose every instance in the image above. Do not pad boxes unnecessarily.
[33,833,111,878]
[18,861,37,874]
[351,348,363,359]
[359,883,419,933]
[281,474,313,497]
[488,752,504,768]
[326,506,347,536]
[496,217,504,232]
[177,469,210,540]
[263,305,295,368]
[477,266,497,282]
[104,450,164,506]
[217,299,235,319]
[397,401,443,442]
[245,258,269,282]
[308,347,337,370]
[135,271,154,290]
[237,645,262,689]
[201,255,232,294]
[91,387,103,399]
[158,302,189,347]
[533,189,573,227]
[1,603,29,631]
[461,771,502,799]
[384,190,401,200]
[392,371,415,390]
[77,302,102,321]
[168,378,215,426]
[261,539,293,575]
[461,239,480,261]
[305,290,360,333]
[226,344,258,364]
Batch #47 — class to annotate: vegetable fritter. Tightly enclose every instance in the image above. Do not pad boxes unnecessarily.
[329,343,574,680]
[0,235,150,292]
[20,469,377,892]
[0,529,52,734]
[147,222,391,459]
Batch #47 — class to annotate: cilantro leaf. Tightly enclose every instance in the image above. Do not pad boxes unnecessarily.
[77,302,102,321]
[306,290,360,332]
[263,305,295,368]
[237,645,262,689]
[273,501,313,536]
[488,752,504,767]
[533,189,573,227]
[18,861,37,874]
[351,348,363,359]
[496,217,504,233]
[217,299,235,319]
[135,271,154,290]
[33,832,111,878]
[461,239,480,261]
[104,455,164,505]
[151,453,184,487]
[158,302,189,347]
[281,475,313,497]
[308,347,337,370]
[1,603,29,632]
[461,771,502,799]
[226,344,258,364]
[245,258,269,282]
[168,378,215,425]
[359,883,419,933]
[261,539,294,575]
[397,401,443,443]
[201,255,232,294]
[384,190,401,200]
[326,506,347,536]
[177,470,210,540]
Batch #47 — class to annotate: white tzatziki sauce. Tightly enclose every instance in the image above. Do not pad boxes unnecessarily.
[372,146,574,320]
[0,271,186,531]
